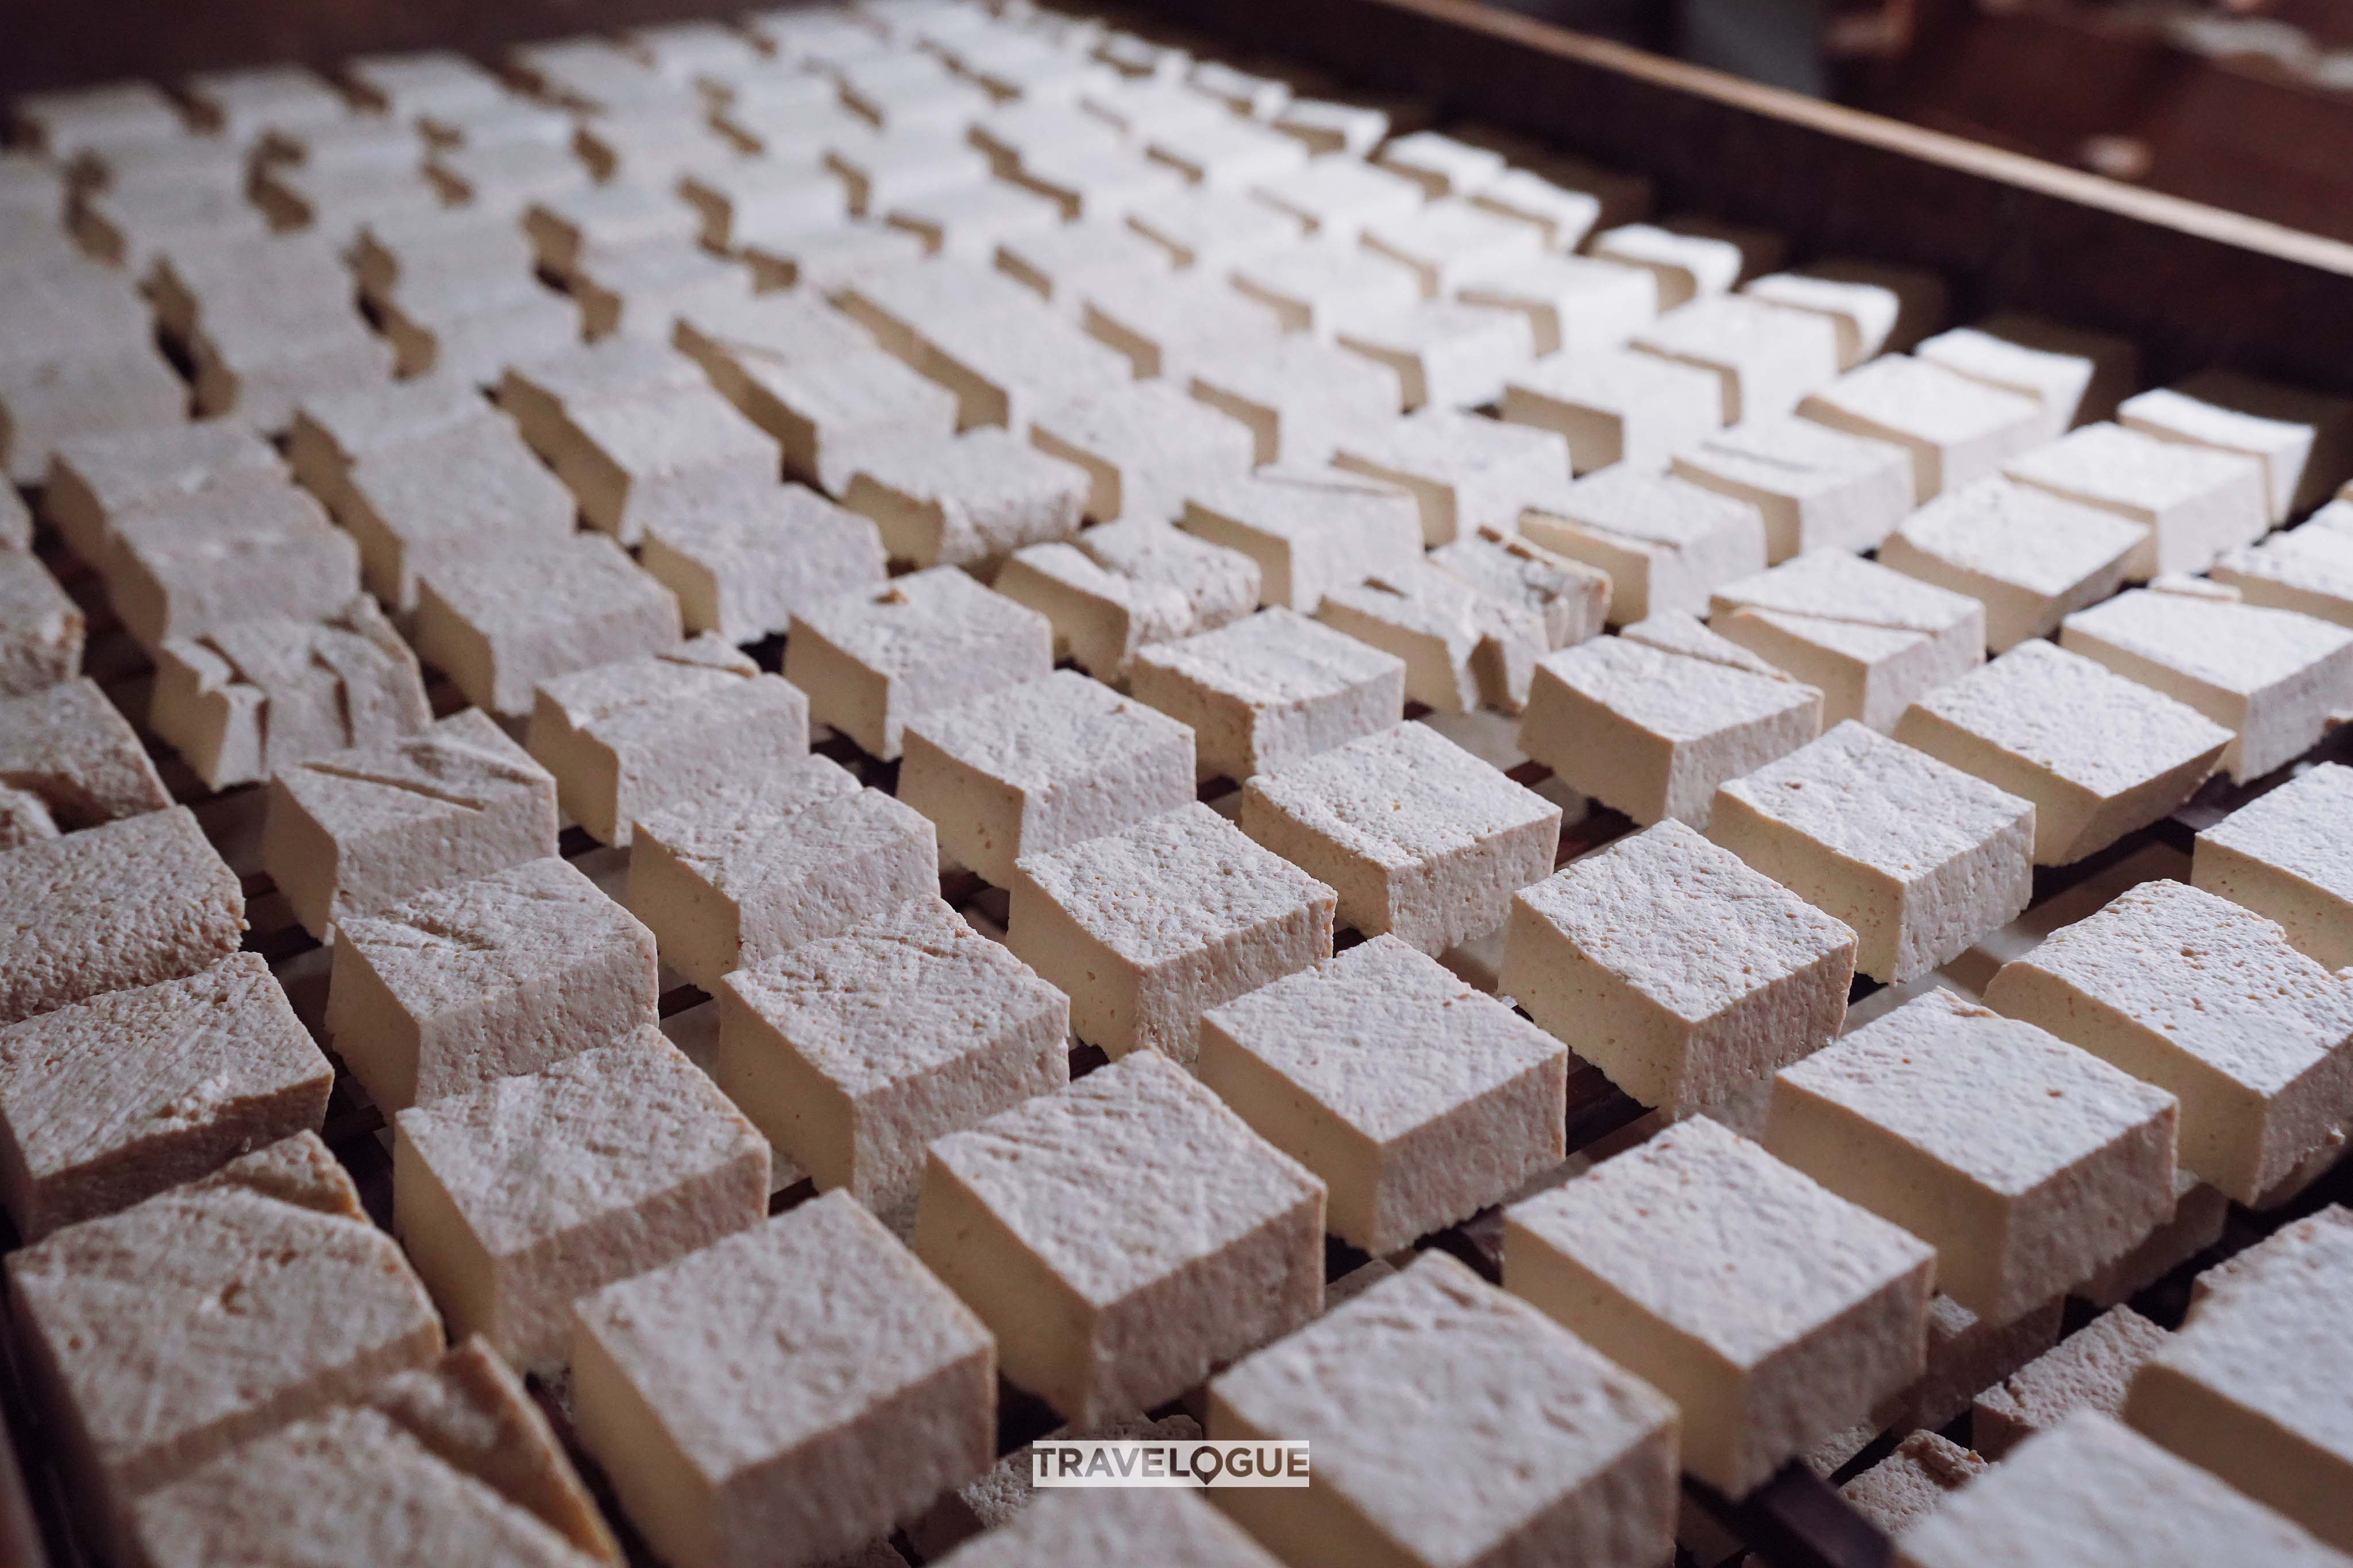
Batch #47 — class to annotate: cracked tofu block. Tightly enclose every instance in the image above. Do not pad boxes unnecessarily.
[3,1134,441,1563]
[1029,381,1254,524]
[1672,416,1914,562]
[1878,477,2144,652]
[901,670,1195,887]
[1212,1252,1675,1567]
[261,708,558,939]
[1519,468,1766,621]
[1767,987,2178,1322]
[329,856,657,1113]
[1229,243,1421,338]
[2058,588,2353,782]
[1127,186,1305,271]
[1460,254,1658,361]
[1009,802,1335,1064]
[1082,269,1286,385]
[1983,879,2353,1204]
[0,677,168,829]
[1247,155,1424,244]
[1505,819,1855,1115]
[1334,299,1537,412]
[1200,938,1566,1250]
[1502,346,1722,475]
[2007,422,2268,579]
[0,806,244,1026]
[1317,558,1547,713]
[415,535,683,719]
[734,347,961,497]
[0,553,82,697]
[2121,371,2353,522]
[785,567,1054,760]
[343,420,580,609]
[1710,721,2034,983]
[0,954,329,1241]
[551,384,781,545]
[1916,314,2139,444]
[916,1049,1323,1422]
[575,1192,994,1568]
[1241,721,1560,952]
[1506,1117,1934,1498]
[1895,640,2231,864]
[1799,354,2046,505]
[1710,551,1985,732]
[717,895,1068,1210]
[935,1488,1277,1568]
[1973,1304,2170,1458]
[2212,502,2353,628]
[0,346,187,485]
[1375,131,1505,199]
[1129,608,1406,782]
[1179,464,1426,613]
[395,1029,767,1372]
[1430,528,1611,648]
[1189,334,1403,466]
[844,427,1087,567]
[1333,408,1567,545]
[106,474,361,652]
[1840,1432,1987,1538]
[2194,762,2353,970]
[1630,295,1841,424]
[1075,517,1260,632]
[42,420,286,569]
[527,637,809,846]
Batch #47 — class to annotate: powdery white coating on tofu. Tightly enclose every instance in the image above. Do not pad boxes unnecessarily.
[932,1488,1280,1567]
[572,1192,995,1568]
[549,383,779,547]
[1519,466,1766,623]
[2121,370,2353,520]
[1746,264,1946,366]
[105,475,362,652]
[1797,353,2045,505]
[1915,314,2139,442]
[1768,987,2179,1323]
[1317,557,1544,715]
[992,542,1194,683]
[1360,199,1545,298]
[1461,253,1658,360]
[915,1049,1325,1423]
[1029,381,1256,524]
[845,427,1089,568]
[1209,1252,1677,1568]
[2005,422,2269,579]
[1505,818,1855,1115]
[1839,1432,1988,1538]
[1129,608,1406,782]
[285,374,500,508]
[1333,299,1538,412]
[1429,528,1612,649]
[413,535,682,719]
[730,348,962,497]
[1982,878,2353,1204]
[1629,293,1841,426]
[392,1029,769,1373]
[0,676,170,828]
[1178,464,1425,613]
[43,420,285,566]
[1973,1304,2170,1458]
[1504,1116,1934,1498]
[2196,762,2353,970]
[1708,721,2035,983]
[1076,518,1261,637]
[1186,334,1403,466]
[640,485,888,644]
[499,338,707,459]
[1197,936,1567,1252]
[1080,269,1286,384]
[919,305,1136,437]
[1332,407,1569,546]
[2211,505,2353,633]
[1589,222,1745,310]
[1877,476,2144,652]
[1671,415,1915,563]
[1230,233,1421,339]
[1375,130,1506,198]
[1711,549,1984,675]
[1713,607,1958,733]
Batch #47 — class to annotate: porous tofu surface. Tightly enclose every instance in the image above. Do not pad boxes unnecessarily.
[1128,607,1405,780]
[1839,1432,1988,1538]
[1974,1304,2170,1457]
[0,677,171,829]
[2195,762,2353,965]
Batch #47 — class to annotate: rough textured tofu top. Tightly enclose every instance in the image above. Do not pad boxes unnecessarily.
[642,786,929,902]
[1032,380,1254,470]
[2007,422,2262,511]
[534,634,757,731]
[54,419,285,514]
[1782,987,2176,1194]
[2201,762,2353,898]
[564,383,777,476]
[1077,520,1259,623]
[1718,721,2033,874]
[1015,801,1334,964]
[1203,935,1563,1140]
[1713,550,1982,640]
[280,709,554,837]
[2151,1222,2353,1458]
[855,424,1090,509]
[1621,610,1791,677]
[723,896,1064,1096]
[1888,477,2145,594]
[927,1049,1323,1307]
[1189,332,1401,410]
[395,1030,763,1250]
[427,534,677,635]
[1804,353,2042,442]
[1995,880,2353,1095]
[1212,1253,1672,1562]
[1532,466,1757,549]
[1431,530,1610,620]
[1337,407,1567,485]
[295,376,497,464]
[503,338,703,416]
[794,566,1050,677]
[1510,1116,1934,1365]
[2061,588,2353,695]
[338,857,650,1019]
[0,677,171,828]
[1245,720,1557,870]
[631,754,859,838]
[1537,634,1818,737]
[1678,414,1909,492]
[1521,819,1854,1019]
[1133,606,1403,708]
[573,1191,990,1476]
[906,670,1193,791]
[1840,1431,1988,1538]
[677,291,875,369]
[936,1487,1280,1567]
[1905,640,2231,793]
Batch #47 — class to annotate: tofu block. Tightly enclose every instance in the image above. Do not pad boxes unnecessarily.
[1895,640,2231,864]
[733,346,962,497]
[574,1192,992,1568]
[1505,818,1855,1115]
[1878,476,2144,651]
[1746,264,1947,368]
[500,337,708,457]
[742,222,931,295]
[1460,253,1658,358]
[1973,1304,2171,1458]
[1188,333,1404,466]
[1462,164,1607,250]
[1710,551,1985,731]
[0,483,33,553]
[915,1049,1324,1422]
[42,420,286,570]
[917,306,1136,439]
[1332,408,1568,546]
[1671,416,1914,562]
[329,856,658,1114]
[2212,501,2353,628]
[844,427,1088,567]
[784,566,1054,760]
[0,806,244,1026]
[1317,557,1547,714]
[383,281,586,388]
[2079,1170,2228,1308]
[1519,466,1766,621]
[1080,268,1285,385]
[0,954,329,1241]
[827,130,992,218]
[1840,1432,1987,1538]
[1358,198,1544,299]
[1767,987,2178,1322]
[1709,721,2035,983]
[0,346,188,486]
[2120,370,2353,522]
[106,474,362,652]
[1210,1252,1676,1567]
[1916,314,2139,443]
[717,895,1067,1210]
[640,485,888,644]
[0,675,169,829]
[1146,114,1310,191]
[395,1029,767,1372]
[1505,1117,1935,1497]
[342,422,580,611]
[1247,155,1424,244]
[261,709,558,940]
[1799,354,2046,504]
[415,535,683,720]
[1430,528,1611,649]
[1199,937,1566,1250]
[934,1489,1279,1568]
[1629,295,1841,424]
[1375,130,1505,198]
[1334,299,1537,412]
[2058,588,2353,781]
[572,242,755,346]
[3,1135,441,1563]
[2194,760,2353,970]
[1500,346,1720,476]
[996,218,1174,314]
[889,179,1067,264]
[1028,381,1255,525]
[1074,517,1261,638]
[2007,422,2268,579]
[286,373,502,513]
[1588,222,1751,310]
[1982,879,2353,1204]
[1008,802,1334,1065]
[548,383,780,546]
[992,542,1194,682]
[1229,243,1422,341]
[525,184,699,277]
[1129,608,1406,782]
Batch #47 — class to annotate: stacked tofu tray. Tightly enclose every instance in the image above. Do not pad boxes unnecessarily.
[7,1,2353,1565]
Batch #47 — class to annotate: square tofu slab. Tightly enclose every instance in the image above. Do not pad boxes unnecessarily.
[382,282,584,388]
[1374,130,1505,198]
[996,219,1173,314]
[525,184,699,277]
[2212,501,2353,628]
[2006,422,2268,579]
[1916,314,2139,443]
[732,346,962,497]
[1189,334,1403,466]
[0,806,244,1026]
[1332,409,1567,545]
[2194,762,2353,970]
[1502,346,1722,476]
[1519,468,1767,621]
[527,637,808,846]
[1839,1432,1987,1538]
[1211,1252,1676,1567]
[285,373,500,512]
[0,553,83,699]
[1240,721,1561,953]
[828,130,992,218]
[2058,588,2353,781]
[261,709,558,940]
[550,384,780,546]
[1630,295,1841,424]
[1126,184,1305,271]
[901,671,1195,887]
[1074,517,1261,638]
[1745,264,1947,368]
[1465,164,1610,250]
[1894,640,2230,864]
[1334,300,1536,412]
[0,346,187,486]
[0,677,169,829]
[574,1193,993,1568]
[1081,268,1286,385]
[920,304,1137,435]
[1461,254,1658,360]
[1505,1116,1934,1498]
[1972,1304,2171,1458]
[415,536,682,719]
[1710,551,1986,732]
[1982,879,2353,1204]
[42,420,286,569]
[1878,476,2144,652]
[743,221,931,293]
[106,475,361,652]
[2120,370,2353,522]
[499,338,707,459]
[1029,381,1255,524]
[937,1488,1279,1567]
[1587,222,1752,310]
[3,1135,441,1563]
[1359,199,1543,298]
[1671,416,1914,562]
[844,427,1088,567]
[1316,558,1545,713]
[1709,721,2035,983]
[1129,608,1406,782]
[638,484,886,644]
[1767,987,2178,1323]
[1430,528,1612,649]
[1505,819,1855,1115]
[916,1049,1324,1422]
[1199,938,1567,1250]
[784,567,1054,760]
[835,259,1042,368]
[1179,465,1424,613]
[329,856,657,1114]
[717,895,1067,1210]
[1247,155,1424,244]
[0,954,329,1241]
[342,422,579,611]
[1799,354,2046,505]
[992,542,1194,682]
[394,1029,767,1372]
[888,179,1064,263]
[1147,115,1310,190]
